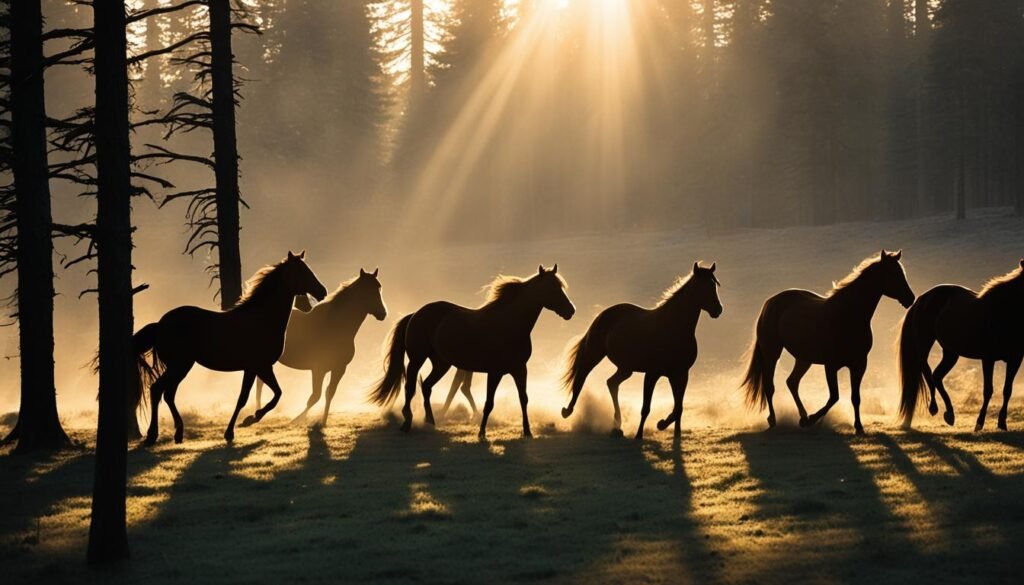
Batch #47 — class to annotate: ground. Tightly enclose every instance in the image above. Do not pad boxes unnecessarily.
[3,410,1023,585]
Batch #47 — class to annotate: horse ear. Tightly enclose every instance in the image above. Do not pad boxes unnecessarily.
[693,261,699,273]
[893,250,902,261]
[372,267,379,277]
[360,268,367,277]
[287,250,296,260]
[552,264,558,274]
[538,264,545,274]
[710,262,716,273]
[298,250,306,259]
[1019,258,1023,269]
[879,249,885,260]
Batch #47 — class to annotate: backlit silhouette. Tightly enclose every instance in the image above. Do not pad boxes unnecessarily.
[254,268,387,425]
[561,263,723,440]
[133,251,327,443]
[369,265,575,439]
[742,251,915,434]
[898,260,1024,431]
[439,369,477,419]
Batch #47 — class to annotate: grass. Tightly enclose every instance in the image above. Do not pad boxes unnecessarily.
[2,411,1023,584]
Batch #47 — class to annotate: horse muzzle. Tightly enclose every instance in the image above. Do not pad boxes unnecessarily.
[900,295,915,309]
[312,286,328,301]
[559,307,576,321]
[374,310,388,321]
[709,306,723,319]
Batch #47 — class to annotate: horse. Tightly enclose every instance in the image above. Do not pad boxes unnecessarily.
[898,260,1024,431]
[369,265,575,439]
[133,251,328,444]
[253,268,387,426]
[560,262,723,440]
[742,250,915,434]
[439,369,477,419]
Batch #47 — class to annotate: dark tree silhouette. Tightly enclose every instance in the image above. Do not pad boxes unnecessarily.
[0,0,69,451]
[87,0,136,565]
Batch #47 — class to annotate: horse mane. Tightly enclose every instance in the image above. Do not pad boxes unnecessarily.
[656,274,693,307]
[826,255,881,297]
[233,261,286,308]
[979,264,1024,297]
[321,275,360,304]
[484,272,567,303]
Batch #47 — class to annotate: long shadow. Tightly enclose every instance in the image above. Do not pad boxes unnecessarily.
[738,429,916,584]
[128,424,718,584]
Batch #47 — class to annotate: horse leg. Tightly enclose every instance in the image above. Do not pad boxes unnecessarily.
[292,369,326,424]
[511,364,531,438]
[255,379,263,411]
[933,349,958,426]
[607,368,632,437]
[243,366,284,426]
[807,365,840,426]
[461,372,478,416]
[923,361,939,416]
[144,374,167,445]
[421,361,452,426]
[787,359,812,426]
[440,370,465,419]
[762,349,781,429]
[225,370,257,442]
[658,371,689,436]
[976,358,995,432]
[849,360,866,435]
[321,367,345,427]
[635,373,658,441]
[479,372,502,440]
[401,356,425,433]
[998,355,1021,431]
[145,363,191,445]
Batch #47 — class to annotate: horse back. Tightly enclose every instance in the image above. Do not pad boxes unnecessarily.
[600,303,698,374]
[934,284,1020,359]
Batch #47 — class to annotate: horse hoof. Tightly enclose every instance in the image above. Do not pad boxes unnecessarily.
[633,433,644,442]
[425,416,436,426]
[928,402,939,416]
[224,432,234,443]
[974,422,984,433]
[854,426,865,436]
[799,417,813,428]
[478,431,487,441]
[239,415,258,428]
[523,429,533,439]
[561,407,573,419]
[944,411,955,426]
[610,428,624,438]
[144,435,157,446]
[174,432,184,444]
[767,416,777,429]
[656,419,670,431]
[998,420,1008,431]
[400,422,411,433]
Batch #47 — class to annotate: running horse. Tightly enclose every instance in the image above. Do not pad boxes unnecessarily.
[133,251,328,443]
[898,260,1024,431]
[560,263,723,439]
[742,251,915,434]
[369,265,575,439]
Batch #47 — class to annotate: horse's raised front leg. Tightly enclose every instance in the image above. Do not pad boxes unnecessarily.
[607,368,632,437]
[243,366,284,427]
[401,356,425,433]
[511,364,531,438]
[807,365,840,427]
[635,373,658,441]
[420,361,452,426]
[479,372,502,440]
[933,349,958,426]
[225,370,257,442]
[292,368,327,424]
[787,359,811,427]
[657,371,689,435]
[320,367,345,427]
[998,355,1021,431]
[849,360,866,435]
[976,358,995,432]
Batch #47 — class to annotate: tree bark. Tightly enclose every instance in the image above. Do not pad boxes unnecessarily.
[88,0,135,566]
[209,0,243,309]
[4,0,69,452]
[409,0,426,103]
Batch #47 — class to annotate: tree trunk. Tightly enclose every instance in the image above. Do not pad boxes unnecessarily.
[4,0,68,452]
[914,0,930,215]
[409,0,426,103]
[209,0,243,309]
[88,0,135,566]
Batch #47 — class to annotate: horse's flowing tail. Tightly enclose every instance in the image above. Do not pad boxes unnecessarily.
[741,302,775,411]
[369,314,412,407]
[897,288,952,424]
[561,335,586,396]
[133,323,166,417]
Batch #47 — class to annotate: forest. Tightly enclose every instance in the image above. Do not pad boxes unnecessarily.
[2,0,1024,581]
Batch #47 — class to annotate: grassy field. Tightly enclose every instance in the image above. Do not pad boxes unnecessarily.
[3,411,1023,585]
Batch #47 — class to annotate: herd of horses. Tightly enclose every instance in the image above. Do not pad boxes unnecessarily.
[131,249,1024,444]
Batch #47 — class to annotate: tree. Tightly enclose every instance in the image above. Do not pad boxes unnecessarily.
[87,0,136,564]
[0,0,69,451]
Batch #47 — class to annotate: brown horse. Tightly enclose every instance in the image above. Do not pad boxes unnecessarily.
[254,268,387,425]
[369,265,575,439]
[560,263,722,440]
[742,251,915,434]
[898,260,1024,431]
[134,251,328,444]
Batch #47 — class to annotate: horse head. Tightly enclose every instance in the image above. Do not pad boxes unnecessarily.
[356,267,388,321]
[283,250,328,301]
[878,249,915,308]
[692,261,723,318]
[535,264,575,320]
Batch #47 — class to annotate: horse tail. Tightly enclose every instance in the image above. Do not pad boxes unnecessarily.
[561,312,613,418]
[369,314,412,407]
[133,323,166,417]
[561,335,587,396]
[897,287,952,425]
[741,300,776,411]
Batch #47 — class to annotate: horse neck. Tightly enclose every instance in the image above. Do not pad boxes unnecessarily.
[830,273,884,318]
[493,291,546,334]
[323,293,369,332]
[658,288,703,329]
[240,282,295,331]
